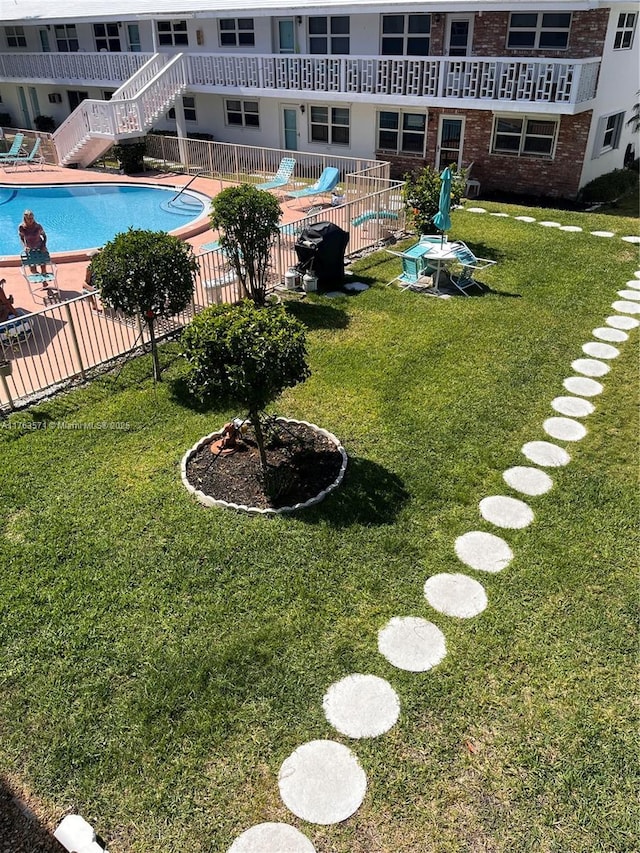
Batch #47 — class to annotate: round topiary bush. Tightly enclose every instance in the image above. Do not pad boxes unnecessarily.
[579,168,639,203]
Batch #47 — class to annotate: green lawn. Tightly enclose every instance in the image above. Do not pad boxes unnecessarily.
[1,201,638,852]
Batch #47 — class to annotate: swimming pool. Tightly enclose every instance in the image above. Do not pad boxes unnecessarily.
[0,183,209,257]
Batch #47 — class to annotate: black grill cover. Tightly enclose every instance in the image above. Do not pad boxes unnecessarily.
[294,222,350,291]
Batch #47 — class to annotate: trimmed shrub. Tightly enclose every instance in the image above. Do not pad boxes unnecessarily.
[579,168,639,203]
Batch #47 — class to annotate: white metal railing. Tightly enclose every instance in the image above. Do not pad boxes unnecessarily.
[0,179,404,411]
[52,55,188,165]
[0,52,600,107]
[111,54,170,100]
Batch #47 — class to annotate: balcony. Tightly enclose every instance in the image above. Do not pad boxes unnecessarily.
[0,52,600,112]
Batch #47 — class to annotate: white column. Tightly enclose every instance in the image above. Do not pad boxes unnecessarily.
[174,95,189,169]
[151,20,158,52]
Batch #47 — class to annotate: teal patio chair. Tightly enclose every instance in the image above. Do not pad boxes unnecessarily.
[9,137,44,170]
[285,167,340,207]
[0,133,25,162]
[448,241,496,295]
[256,157,296,192]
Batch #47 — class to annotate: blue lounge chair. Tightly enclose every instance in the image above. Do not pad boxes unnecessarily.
[256,157,296,192]
[9,137,44,170]
[285,167,340,206]
[0,133,25,162]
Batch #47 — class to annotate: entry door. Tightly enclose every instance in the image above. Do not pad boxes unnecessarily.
[127,24,141,52]
[68,90,89,112]
[283,107,298,151]
[437,117,464,170]
[277,19,296,53]
[17,87,31,128]
[39,29,51,52]
[28,88,40,122]
[446,16,473,56]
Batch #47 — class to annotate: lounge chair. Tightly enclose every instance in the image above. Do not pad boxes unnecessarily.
[256,157,296,193]
[20,249,59,302]
[0,133,26,162]
[448,241,496,295]
[8,137,44,170]
[285,167,340,207]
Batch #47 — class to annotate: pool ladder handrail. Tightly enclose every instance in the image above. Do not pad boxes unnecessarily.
[168,170,209,208]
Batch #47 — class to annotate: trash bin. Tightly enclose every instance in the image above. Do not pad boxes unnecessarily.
[294,222,349,292]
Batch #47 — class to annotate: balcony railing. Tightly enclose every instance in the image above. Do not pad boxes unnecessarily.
[0,51,601,107]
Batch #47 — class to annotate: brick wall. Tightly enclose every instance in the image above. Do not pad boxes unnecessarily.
[380,110,592,199]
[472,10,607,59]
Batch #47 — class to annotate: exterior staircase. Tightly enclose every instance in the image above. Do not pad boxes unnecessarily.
[52,53,187,168]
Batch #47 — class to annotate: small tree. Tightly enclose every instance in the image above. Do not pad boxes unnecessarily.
[181,300,310,475]
[209,185,281,307]
[402,165,466,234]
[91,229,197,381]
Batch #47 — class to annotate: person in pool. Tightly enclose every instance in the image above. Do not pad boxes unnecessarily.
[18,210,48,275]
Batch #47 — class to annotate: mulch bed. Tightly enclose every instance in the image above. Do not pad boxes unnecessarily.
[185,419,344,510]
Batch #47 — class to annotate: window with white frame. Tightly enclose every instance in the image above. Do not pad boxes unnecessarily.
[219,19,255,47]
[507,13,571,49]
[94,23,121,52]
[308,17,350,54]
[6,26,27,48]
[492,116,558,157]
[614,12,637,49]
[157,20,188,47]
[310,106,350,145]
[381,15,430,56]
[167,96,198,123]
[592,112,625,157]
[225,99,259,127]
[377,111,426,154]
[54,24,79,52]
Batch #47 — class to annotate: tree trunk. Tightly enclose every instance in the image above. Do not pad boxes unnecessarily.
[250,409,269,475]
[146,316,162,382]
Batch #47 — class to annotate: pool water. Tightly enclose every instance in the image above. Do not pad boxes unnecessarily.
[0,183,208,256]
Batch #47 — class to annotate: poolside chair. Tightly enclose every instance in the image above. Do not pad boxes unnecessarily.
[448,241,496,295]
[0,133,26,162]
[20,249,60,302]
[0,309,33,349]
[256,157,296,193]
[285,167,340,208]
[8,137,45,170]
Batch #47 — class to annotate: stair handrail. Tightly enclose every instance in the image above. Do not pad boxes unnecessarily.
[111,53,169,100]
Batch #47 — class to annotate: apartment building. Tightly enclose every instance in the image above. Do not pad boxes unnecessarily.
[0,0,637,198]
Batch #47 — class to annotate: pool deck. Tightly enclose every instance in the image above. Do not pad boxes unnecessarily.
[0,165,303,318]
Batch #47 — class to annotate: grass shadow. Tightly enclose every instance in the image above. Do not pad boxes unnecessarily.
[283,300,349,331]
[0,777,61,852]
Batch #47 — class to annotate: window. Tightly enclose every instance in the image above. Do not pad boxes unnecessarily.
[308,17,350,54]
[309,106,350,145]
[167,96,198,123]
[492,116,558,157]
[614,12,637,49]
[377,111,426,154]
[6,26,27,48]
[507,13,571,50]
[94,23,121,52]
[219,19,255,47]
[157,20,188,47]
[593,112,625,157]
[381,15,430,56]
[225,100,259,127]
[55,24,79,53]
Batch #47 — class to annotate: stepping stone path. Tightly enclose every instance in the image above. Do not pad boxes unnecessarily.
[229,220,639,851]
[323,674,400,738]
[424,572,488,618]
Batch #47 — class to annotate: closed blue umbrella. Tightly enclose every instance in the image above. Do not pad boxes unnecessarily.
[432,166,453,245]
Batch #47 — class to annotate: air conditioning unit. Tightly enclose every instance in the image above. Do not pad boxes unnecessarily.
[48,93,62,104]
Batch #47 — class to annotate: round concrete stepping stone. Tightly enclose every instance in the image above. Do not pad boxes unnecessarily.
[522,440,571,467]
[606,314,639,330]
[378,616,447,672]
[424,572,487,618]
[592,327,628,343]
[617,289,640,301]
[514,215,536,222]
[479,495,534,528]
[563,376,603,397]
[621,235,640,243]
[571,358,610,377]
[590,230,614,237]
[323,674,400,739]
[582,341,619,359]
[551,395,594,417]
[543,417,587,442]
[634,271,640,279]
[228,823,315,853]
[343,281,369,293]
[490,212,509,217]
[503,465,553,495]
[560,225,582,232]
[612,300,640,315]
[624,279,640,289]
[278,740,366,825]
[454,531,513,574]
[539,220,561,228]
[467,207,487,213]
